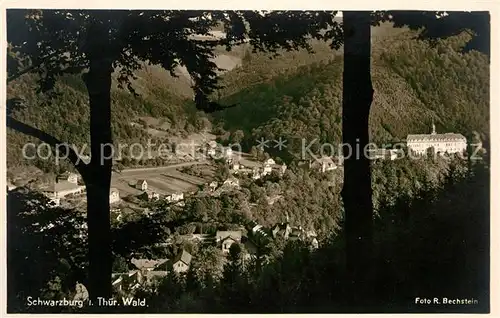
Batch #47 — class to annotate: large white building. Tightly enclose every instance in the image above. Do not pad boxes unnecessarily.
[406,123,467,155]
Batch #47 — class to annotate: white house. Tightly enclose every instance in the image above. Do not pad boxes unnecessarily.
[223,177,240,188]
[207,148,216,156]
[231,161,240,172]
[142,190,160,201]
[166,192,184,203]
[311,156,336,173]
[368,148,400,161]
[206,141,218,156]
[310,237,319,249]
[223,147,233,158]
[262,164,273,176]
[208,181,218,192]
[171,250,192,273]
[136,179,148,191]
[48,197,61,207]
[264,158,276,166]
[252,167,262,180]
[7,181,16,191]
[279,164,287,176]
[109,188,120,204]
[57,172,79,184]
[216,231,242,254]
[407,123,467,155]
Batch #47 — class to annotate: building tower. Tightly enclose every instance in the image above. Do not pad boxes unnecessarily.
[431,120,436,135]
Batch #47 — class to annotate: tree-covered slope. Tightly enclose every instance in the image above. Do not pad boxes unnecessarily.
[7,24,489,170]
[213,29,489,158]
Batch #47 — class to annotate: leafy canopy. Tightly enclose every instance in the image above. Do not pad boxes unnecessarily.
[7,10,343,111]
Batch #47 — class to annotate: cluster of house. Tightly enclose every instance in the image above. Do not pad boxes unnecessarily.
[229,158,287,180]
[111,229,250,294]
[134,179,184,204]
[38,171,121,207]
[112,219,319,294]
[249,220,319,249]
[406,123,467,155]
[204,177,241,197]
[205,141,234,162]
[301,124,467,167]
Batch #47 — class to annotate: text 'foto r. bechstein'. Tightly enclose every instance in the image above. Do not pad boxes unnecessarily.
[415,297,480,305]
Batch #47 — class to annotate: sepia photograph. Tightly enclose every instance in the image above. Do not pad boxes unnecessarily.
[2,5,493,314]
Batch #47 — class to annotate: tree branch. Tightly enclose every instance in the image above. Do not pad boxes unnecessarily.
[7,51,61,84]
[6,116,89,179]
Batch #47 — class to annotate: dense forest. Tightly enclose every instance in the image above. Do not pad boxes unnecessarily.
[6,64,210,171]
[213,30,488,157]
[6,25,489,171]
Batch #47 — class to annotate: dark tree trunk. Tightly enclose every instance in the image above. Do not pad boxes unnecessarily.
[82,21,114,302]
[341,11,375,305]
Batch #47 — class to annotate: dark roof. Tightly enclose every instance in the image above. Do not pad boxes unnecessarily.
[216,230,242,242]
[131,258,168,270]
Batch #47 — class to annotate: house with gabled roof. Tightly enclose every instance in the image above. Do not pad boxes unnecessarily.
[208,181,218,192]
[310,156,337,173]
[216,230,242,254]
[57,171,79,184]
[165,192,183,203]
[310,237,319,249]
[7,181,16,191]
[136,179,148,191]
[264,158,276,166]
[279,164,287,176]
[171,250,192,273]
[131,258,168,272]
[223,177,240,189]
[112,270,143,293]
[271,222,292,240]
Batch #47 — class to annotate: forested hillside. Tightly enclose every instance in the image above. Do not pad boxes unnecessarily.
[7,63,211,170]
[213,29,489,158]
[7,23,489,170]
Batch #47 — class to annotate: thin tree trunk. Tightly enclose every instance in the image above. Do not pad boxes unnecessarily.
[82,21,114,302]
[341,11,374,305]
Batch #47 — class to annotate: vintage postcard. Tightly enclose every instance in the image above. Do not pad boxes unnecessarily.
[1,1,496,315]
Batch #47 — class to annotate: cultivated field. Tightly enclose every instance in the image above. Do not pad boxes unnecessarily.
[111,161,215,198]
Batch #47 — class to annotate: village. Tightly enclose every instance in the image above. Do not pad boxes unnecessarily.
[7,123,469,296]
